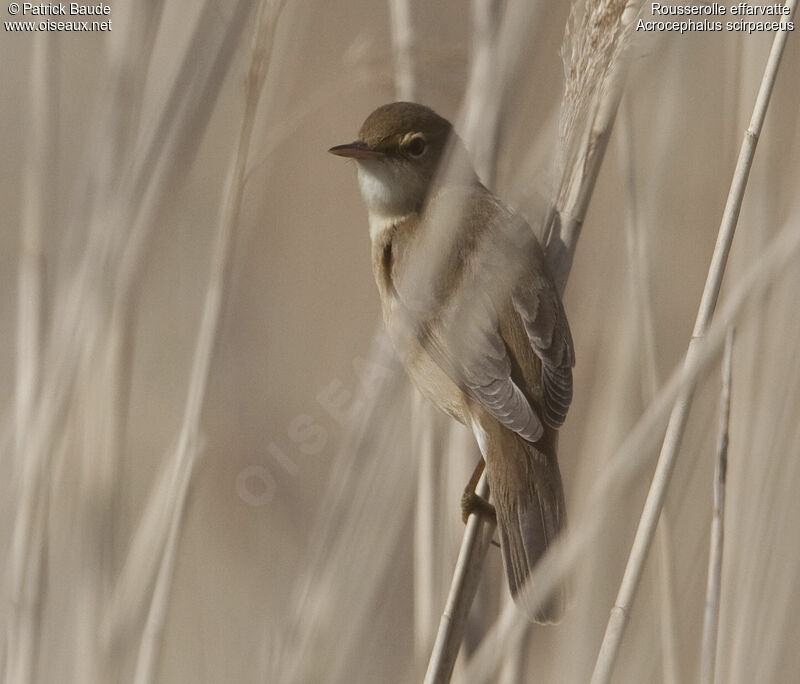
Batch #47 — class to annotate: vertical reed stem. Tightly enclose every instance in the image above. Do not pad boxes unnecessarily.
[699,329,733,684]
[591,6,796,681]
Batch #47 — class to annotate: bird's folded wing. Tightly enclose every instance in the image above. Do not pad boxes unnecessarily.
[416,291,545,443]
[391,185,572,439]
[479,193,576,431]
[512,283,574,429]
[474,193,575,431]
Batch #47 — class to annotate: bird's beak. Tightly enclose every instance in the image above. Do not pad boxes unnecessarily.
[328,141,385,159]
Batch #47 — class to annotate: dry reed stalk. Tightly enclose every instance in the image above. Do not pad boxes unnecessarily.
[655,522,680,684]
[105,2,166,176]
[15,37,47,462]
[458,0,557,191]
[424,474,495,684]
[412,391,444,660]
[617,100,680,684]
[463,214,800,683]
[73,9,173,680]
[699,329,733,684]
[112,0,255,306]
[128,2,287,681]
[272,345,418,683]
[7,31,53,684]
[101,0,258,650]
[460,0,504,188]
[722,264,800,682]
[590,5,797,680]
[389,0,416,101]
[12,3,253,679]
[7,2,252,675]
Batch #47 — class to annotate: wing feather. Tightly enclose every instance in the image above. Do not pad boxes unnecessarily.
[389,185,573,440]
[417,291,544,442]
[513,286,574,429]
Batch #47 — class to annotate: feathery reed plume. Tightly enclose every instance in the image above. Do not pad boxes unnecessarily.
[559,0,632,171]
[547,0,641,292]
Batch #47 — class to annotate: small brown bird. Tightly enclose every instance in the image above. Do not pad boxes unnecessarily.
[329,102,574,622]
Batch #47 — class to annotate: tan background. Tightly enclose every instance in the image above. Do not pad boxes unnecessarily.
[1,1,799,682]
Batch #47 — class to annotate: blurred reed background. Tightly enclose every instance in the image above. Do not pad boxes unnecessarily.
[1,1,798,682]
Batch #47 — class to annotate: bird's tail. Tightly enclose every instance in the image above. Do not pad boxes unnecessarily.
[485,427,567,623]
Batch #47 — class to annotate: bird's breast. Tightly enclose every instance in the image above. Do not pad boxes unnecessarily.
[369,216,469,425]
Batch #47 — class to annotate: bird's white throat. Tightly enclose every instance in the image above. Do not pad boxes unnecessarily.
[356,160,421,241]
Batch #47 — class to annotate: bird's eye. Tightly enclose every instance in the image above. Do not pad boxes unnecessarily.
[405,136,427,158]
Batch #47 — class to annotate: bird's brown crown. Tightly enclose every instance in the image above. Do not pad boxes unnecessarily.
[357,102,453,153]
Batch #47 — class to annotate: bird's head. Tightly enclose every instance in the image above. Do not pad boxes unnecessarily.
[329,102,472,222]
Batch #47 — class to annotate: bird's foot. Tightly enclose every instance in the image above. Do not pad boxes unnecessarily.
[461,490,496,524]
